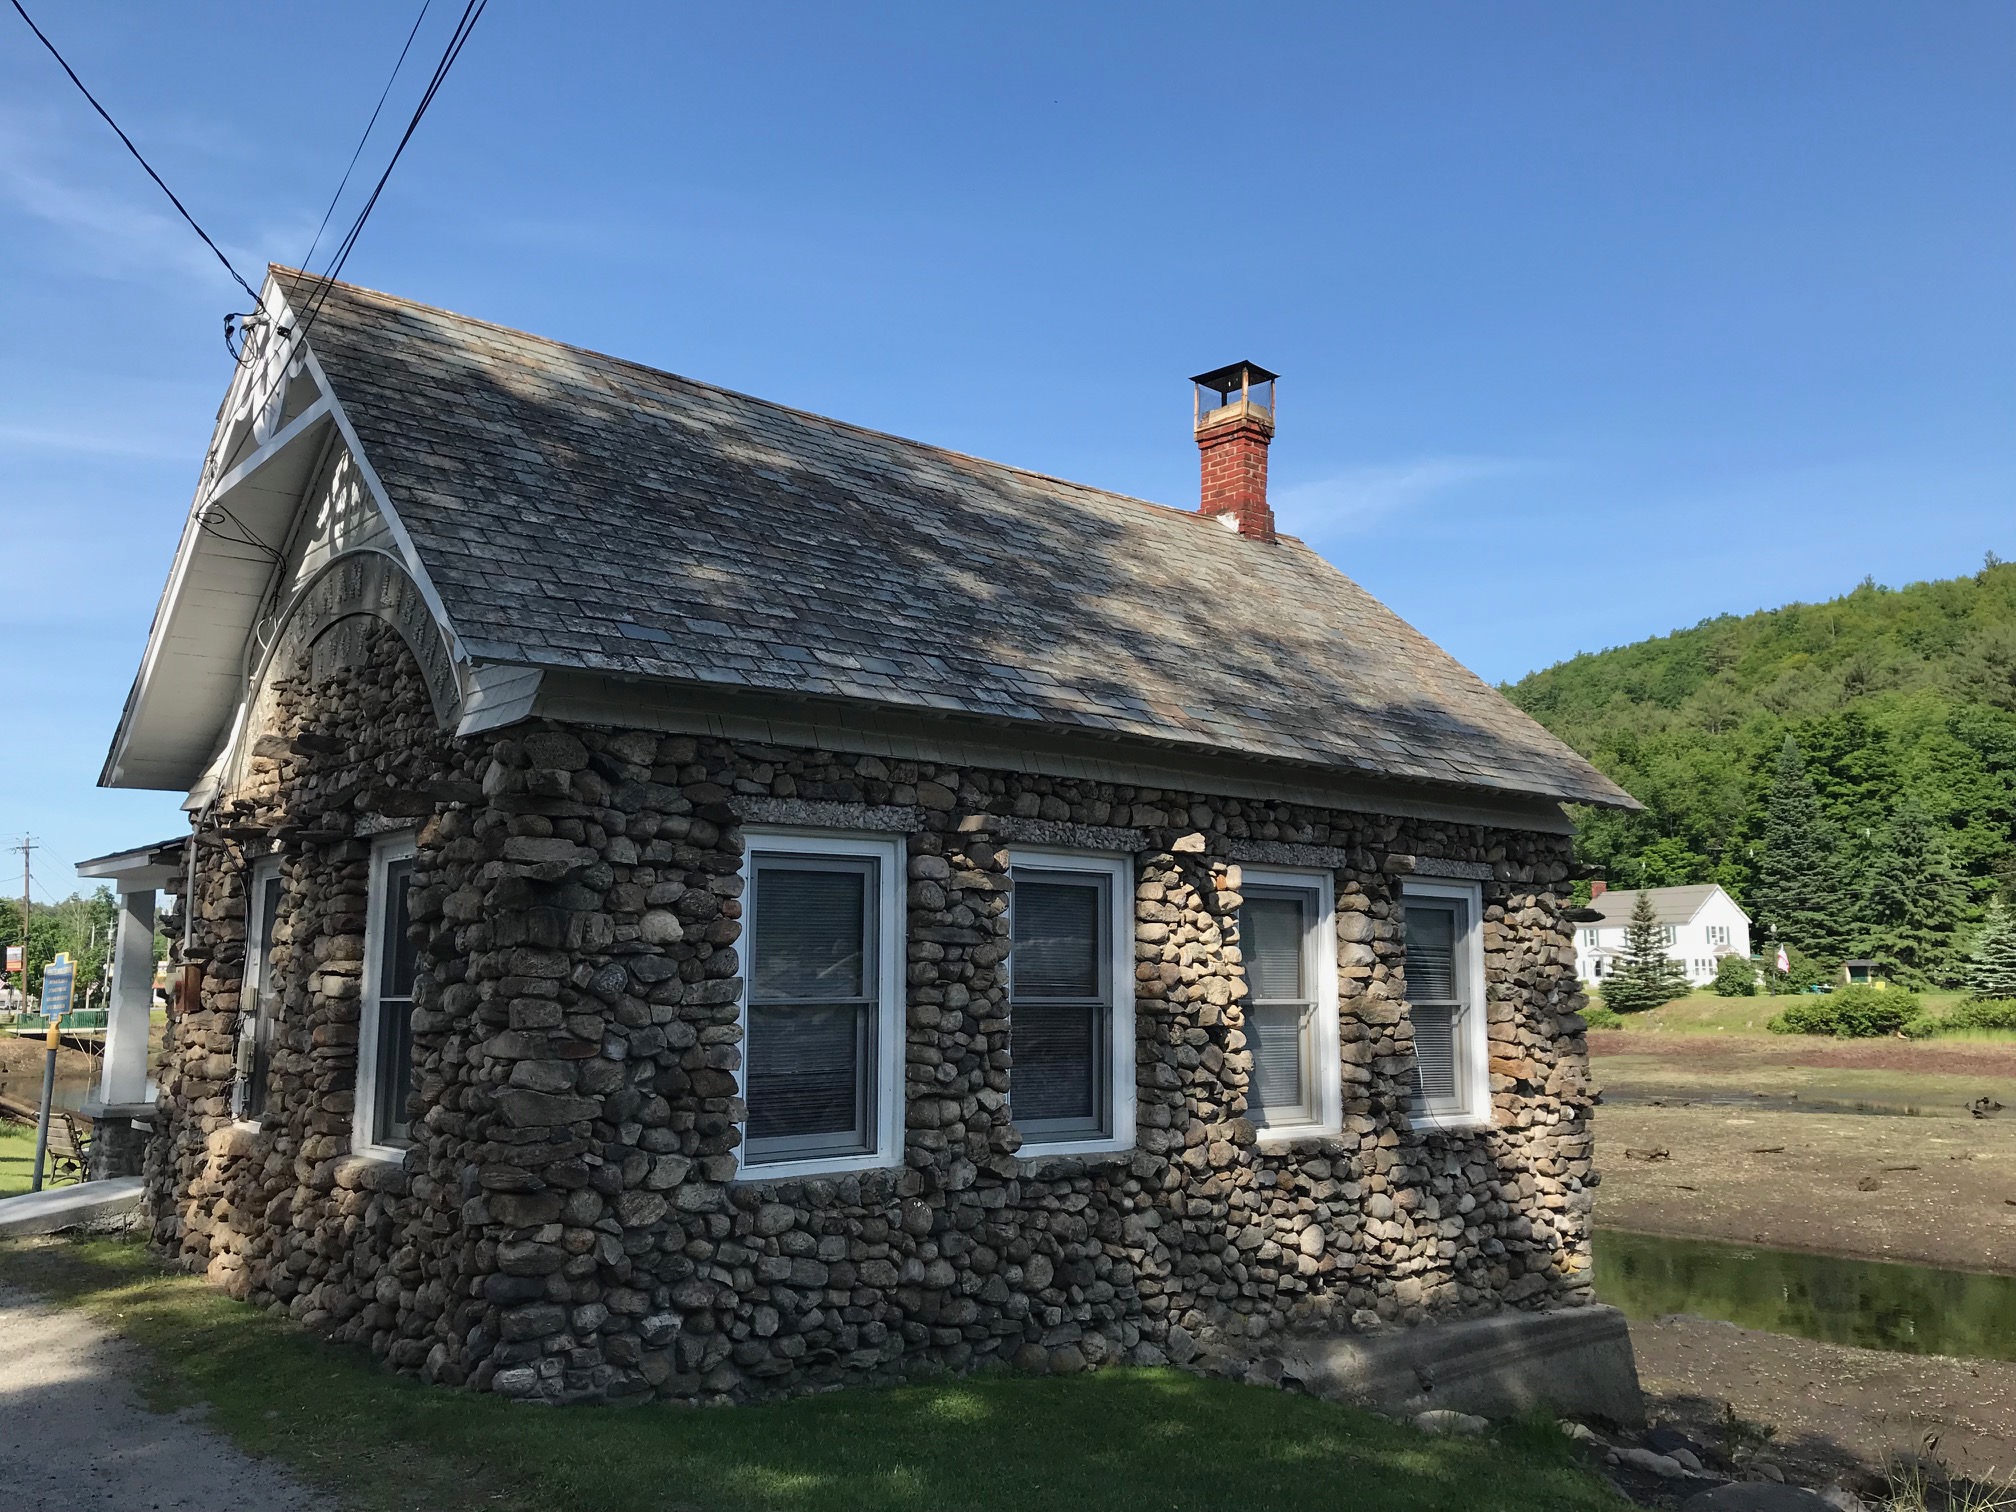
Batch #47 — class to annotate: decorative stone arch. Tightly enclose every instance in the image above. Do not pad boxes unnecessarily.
[222,549,463,796]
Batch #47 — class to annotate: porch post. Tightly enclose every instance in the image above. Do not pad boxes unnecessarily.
[98,884,156,1108]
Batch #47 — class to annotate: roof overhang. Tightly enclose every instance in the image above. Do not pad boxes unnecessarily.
[76,837,186,892]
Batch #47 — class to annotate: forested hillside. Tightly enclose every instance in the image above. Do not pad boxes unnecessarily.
[1505,557,2016,982]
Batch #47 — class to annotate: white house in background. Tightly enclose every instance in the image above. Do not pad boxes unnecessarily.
[1575,883,1752,988]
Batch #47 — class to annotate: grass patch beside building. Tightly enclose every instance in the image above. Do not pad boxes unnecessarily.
[0,1236,1622,1512]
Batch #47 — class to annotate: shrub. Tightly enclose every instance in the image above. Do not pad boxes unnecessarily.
[1711,955,1758,997]
[1582,1003,1623,1031]
[1940,998,2016,1032]
[1763,945,1831,996]
[1768,984,1922,1038]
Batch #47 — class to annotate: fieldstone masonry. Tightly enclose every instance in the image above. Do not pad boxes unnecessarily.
[146,622,1600,1404]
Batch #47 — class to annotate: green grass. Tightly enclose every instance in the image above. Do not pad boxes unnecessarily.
[0,1119,40,1196]
[1592,987,1972,1035]
[0,1237,1622,1512]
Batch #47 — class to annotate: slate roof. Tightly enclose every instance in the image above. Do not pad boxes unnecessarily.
[275,269,1637,811]
[1586,885,1737,927]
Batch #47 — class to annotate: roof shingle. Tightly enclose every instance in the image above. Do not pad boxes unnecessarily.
[277,269,1636,811]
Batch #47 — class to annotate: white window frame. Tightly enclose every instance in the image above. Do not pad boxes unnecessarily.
[734,829,906,1181]
[1400,878,1492,1133]
[354,831,418,1160]
[233,854,284,1124]
[1706,924,1730,949]
[1006,848,1136,1158]
[1239,866,1340,1143]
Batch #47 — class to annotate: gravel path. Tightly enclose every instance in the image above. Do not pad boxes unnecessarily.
[0,1282,332,1512]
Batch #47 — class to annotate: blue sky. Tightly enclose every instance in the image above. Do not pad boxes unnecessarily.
[3,2,2012,889]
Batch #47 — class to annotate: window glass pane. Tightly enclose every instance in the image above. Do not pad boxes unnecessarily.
[373,854,416,1145]
[1248,1002,1306,1117]
[747,1002,866,1146]
[254,874,282,988]
[1403,904,1459,1001]
[1412,1004,1459,1104]
[754,865,866,1001]
[380,859,416,999]
[1014,880,1101,998]
[247,870,283,1118]
[1244,894,1306,1001]
[1011,1002,1099,1123]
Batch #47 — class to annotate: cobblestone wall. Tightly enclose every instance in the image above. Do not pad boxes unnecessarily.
[150,626,1599,1404]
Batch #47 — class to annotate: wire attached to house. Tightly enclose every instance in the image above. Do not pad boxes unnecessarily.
[6,0,262,309]
[288,0,488,350]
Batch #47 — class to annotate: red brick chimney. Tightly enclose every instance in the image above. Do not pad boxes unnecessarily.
[1590,880,1607,899]
[1193,361,1278,541]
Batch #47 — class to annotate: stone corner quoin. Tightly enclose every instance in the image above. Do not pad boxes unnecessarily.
[148,622,1598,1406]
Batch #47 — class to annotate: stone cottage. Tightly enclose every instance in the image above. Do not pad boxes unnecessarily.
[97,268,1638,1406]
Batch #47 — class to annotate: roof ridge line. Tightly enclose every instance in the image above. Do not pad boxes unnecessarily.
[266,264,1311,547]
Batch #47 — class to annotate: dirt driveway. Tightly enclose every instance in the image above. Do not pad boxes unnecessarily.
[0,1281,329,1511]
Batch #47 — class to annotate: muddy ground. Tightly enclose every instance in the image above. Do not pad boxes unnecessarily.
[1635,1313,2016,1486]
[1591,1031,2016,1273]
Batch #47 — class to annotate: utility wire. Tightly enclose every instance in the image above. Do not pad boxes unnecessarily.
[290,0,486,349]
[300,0,434,275]
[7,0,261,308]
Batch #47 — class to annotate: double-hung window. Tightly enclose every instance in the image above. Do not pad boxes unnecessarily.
[1008,850,1134,1155]
[738,832,904,1179]
[1402,879,1490,1130]
[355,833,418,1155]
[1238,868,1339,1138]
[235,856,283,1121]
[1706,924,1730,949]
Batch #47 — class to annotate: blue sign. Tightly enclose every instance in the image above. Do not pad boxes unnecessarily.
[39,952,74,1019]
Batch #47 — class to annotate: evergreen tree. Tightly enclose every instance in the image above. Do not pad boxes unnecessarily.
[1751,736,1854,962]
[1600,890,1694,1014]
[1858,800,1969,987]
[1965,901,2016,999]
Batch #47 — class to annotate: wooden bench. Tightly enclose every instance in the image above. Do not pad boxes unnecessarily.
[47,1114,93,1186]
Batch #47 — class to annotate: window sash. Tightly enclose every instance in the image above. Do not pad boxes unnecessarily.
[372,855,416,1146]
[241,863,283,1119]
[1241,885,1320,1128]
[1403,895,1476,1122]
[1011,869,1114,1139]
[744,852,881,1166]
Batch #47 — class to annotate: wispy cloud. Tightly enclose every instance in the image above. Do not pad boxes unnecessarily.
[0,422,190,462]
[0,105,304,292]
[1273,455,1531,536]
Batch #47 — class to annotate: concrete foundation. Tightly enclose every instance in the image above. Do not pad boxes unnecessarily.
[1260,1303,1646,1427]
[0,1177,144,1239]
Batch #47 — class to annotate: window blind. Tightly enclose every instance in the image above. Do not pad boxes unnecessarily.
[753,867,866,1001]
[1243,895,1305,1001]
[1411,1004,1459,1103]
[747,1002,865,1142]
[1402,905,1457,1001]
[1013,881,1100,997]
[1403,898,1472,1120]
[1247,1003,1306,1113]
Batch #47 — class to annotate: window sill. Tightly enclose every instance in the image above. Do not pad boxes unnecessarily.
[1408,1108,1495,1134]
[349,1142,411,1165]
[1016,1133,1133,1160]
[1254,1121,1344,1148]
[733,1149,902,1184]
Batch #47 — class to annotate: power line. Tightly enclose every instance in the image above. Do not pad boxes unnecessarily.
[6,0,261,308]
[290,0,488,349]
[301,0,435,275]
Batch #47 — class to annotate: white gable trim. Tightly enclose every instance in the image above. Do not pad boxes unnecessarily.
[103,271,475,796]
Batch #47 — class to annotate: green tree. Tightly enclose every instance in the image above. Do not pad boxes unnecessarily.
[1599,891,1694,1014]
[1965,901,2016,999]
[1751,737,1854,962]
[1712,953,1758,996]
[1857,801,1969,987]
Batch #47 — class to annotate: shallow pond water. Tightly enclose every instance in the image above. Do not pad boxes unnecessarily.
[1596,1228,2016,1362]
